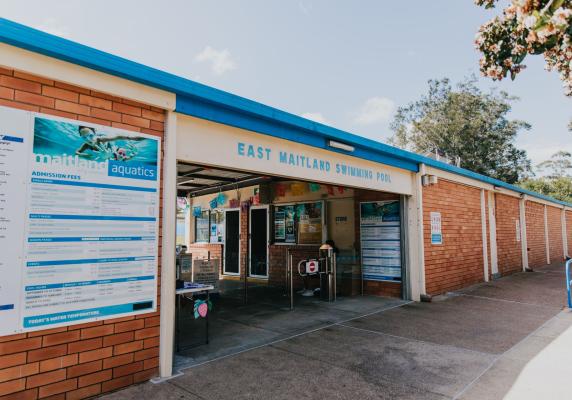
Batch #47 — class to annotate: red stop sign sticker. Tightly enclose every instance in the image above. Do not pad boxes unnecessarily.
[306,260,318,274]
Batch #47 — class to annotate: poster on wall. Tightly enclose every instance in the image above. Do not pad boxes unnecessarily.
[360,201,401,282]
[0,107,29,334]
[430,212,443,245]
[273,202,323,244]
[0,107,160,335]
[274,211,286,239]
[274,205,296,243]
[296,202,323,245]
[285,206,295,243]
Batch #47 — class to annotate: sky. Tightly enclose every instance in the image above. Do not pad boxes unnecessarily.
[2,0,571,171]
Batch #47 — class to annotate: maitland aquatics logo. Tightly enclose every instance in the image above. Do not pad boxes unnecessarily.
[34,153,157,181]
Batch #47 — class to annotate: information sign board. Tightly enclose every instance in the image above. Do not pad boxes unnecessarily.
[0,107,160,334]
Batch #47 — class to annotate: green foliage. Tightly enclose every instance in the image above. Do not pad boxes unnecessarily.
[475,1,572,96]
[520,177,572,202]
[522,151,572,203]
[389,77,532,184]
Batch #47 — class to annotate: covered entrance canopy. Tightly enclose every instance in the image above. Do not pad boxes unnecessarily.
[171,114,419,368]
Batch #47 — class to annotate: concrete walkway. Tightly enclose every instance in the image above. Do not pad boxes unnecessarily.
[100,263,572,400]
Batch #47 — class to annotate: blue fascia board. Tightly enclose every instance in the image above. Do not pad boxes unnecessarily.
[176,95,419,172]
[2,18,572,208]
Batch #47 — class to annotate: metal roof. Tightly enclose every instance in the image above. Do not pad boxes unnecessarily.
[1,17,570,207]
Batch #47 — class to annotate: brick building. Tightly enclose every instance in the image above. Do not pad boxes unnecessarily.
[1,18,571,399]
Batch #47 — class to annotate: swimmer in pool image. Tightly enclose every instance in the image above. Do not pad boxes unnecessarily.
[75,126,144,160]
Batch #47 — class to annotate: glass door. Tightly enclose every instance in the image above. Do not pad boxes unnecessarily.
[249,206,269,278]
[223,209,240,275]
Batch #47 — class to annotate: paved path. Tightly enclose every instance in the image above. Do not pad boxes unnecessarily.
[100,263,572,399]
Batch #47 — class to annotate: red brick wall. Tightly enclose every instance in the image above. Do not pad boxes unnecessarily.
[525,201,547,268]
[495,194,522,276]
[546,206,564,263]
[423,180,484,296]
[0,68,164,399]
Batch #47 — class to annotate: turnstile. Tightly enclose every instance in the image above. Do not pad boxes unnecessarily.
[286,242,337,310]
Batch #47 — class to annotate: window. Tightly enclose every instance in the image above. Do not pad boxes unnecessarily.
[194,209,226,243]
[273,201,324,245]
[176,196,189,246]
[176,217,186,245]
[209,210,225,243]
[195,210,210,243]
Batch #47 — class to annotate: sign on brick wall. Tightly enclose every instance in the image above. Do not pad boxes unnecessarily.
[360,201,401,281]
[430,212,443,245]
[0,107,160,335]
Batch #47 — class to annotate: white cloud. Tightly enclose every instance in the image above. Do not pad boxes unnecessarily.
[301,112,327,124]
[353,97,395,125]
[37,18,69,38]
[195,46,237,75]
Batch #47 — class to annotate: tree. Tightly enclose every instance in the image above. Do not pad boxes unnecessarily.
[520,177,572,202]
[536,150,572,177]
[389,77,532,184]
[475,0,572,96]
[520,151,572,202]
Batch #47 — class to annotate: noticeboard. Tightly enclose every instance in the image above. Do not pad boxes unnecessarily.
[0,107,160,335]
[273,201,323,245]
[360,201,401,282]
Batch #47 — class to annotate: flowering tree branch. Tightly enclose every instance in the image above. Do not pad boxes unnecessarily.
[475,0,572,95]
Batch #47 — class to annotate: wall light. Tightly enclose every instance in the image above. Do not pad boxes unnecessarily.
[328,140,355,152]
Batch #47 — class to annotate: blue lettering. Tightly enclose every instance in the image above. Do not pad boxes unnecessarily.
[108,161,157,181]
[238,142,245,156]
[247,145,256,158]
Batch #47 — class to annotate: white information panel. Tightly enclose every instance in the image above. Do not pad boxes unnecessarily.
[0,107,160,335]
[359,201,401,282]
[430,212,443,245]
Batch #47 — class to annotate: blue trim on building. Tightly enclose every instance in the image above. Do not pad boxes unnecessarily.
[2,18,571,207]
[176,96,420,171]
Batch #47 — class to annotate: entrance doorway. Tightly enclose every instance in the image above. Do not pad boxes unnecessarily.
[174,161,408,370]
[249,206,269,278]
[224,209,240,275]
